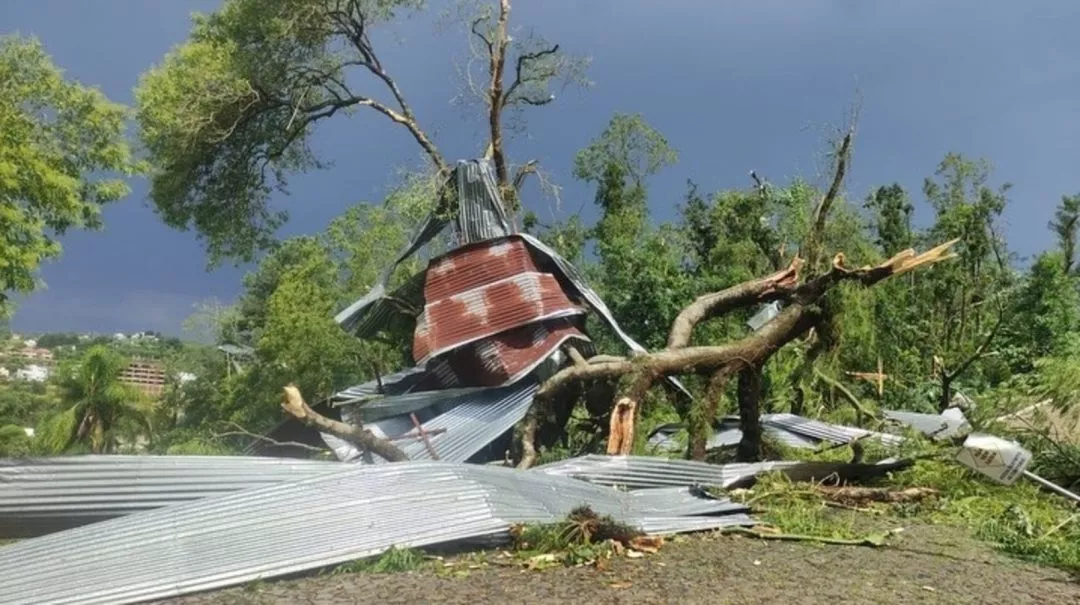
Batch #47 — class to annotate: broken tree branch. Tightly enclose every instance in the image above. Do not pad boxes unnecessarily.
[212,421,328,454]
[280,383,408,462]
[667,257,804,350]
[803,130,854,271]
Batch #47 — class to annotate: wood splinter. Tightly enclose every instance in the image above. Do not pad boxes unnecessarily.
[606,397,637,456]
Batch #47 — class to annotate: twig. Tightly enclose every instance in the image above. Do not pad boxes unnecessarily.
[213,422,327,453]
[411,412,440,460]
[387,427,448,442]
[721,526,902,547]
[813,368,877,421]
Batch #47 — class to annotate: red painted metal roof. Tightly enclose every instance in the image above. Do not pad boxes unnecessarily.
[412,236,590,386]
[413,237,586,365]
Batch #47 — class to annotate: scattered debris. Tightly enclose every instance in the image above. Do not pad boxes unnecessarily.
[814,485,939,506]
[956,433,1080,505]
[721,525,905,548]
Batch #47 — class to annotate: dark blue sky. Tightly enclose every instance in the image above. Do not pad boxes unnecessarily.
[4,1,1078,336]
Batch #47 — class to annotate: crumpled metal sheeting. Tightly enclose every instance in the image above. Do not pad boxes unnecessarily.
[0,461,751,605]
[332,365,430,404]
[883,408,971,441]
[324,380,539,464]
[707,426,821,450]
[535,455,802,489]
[761,413,905,446]
[625,486,748,517]
[0,455,344,539]
[519,233,693,401]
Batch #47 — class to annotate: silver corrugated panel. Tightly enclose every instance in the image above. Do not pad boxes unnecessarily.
[336,160,506,338]
[707,426,820,450]
[325,381,538,464]
[0,456,343,538]
[332,365,430,404]
[453,159,513,244]
[883,409,971,441]
[0,461,751,605]
[763,413,905,446]
[625,487,747,517]
[534,455,802,489]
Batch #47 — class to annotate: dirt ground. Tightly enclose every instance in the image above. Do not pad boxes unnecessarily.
[162,523,1080,605]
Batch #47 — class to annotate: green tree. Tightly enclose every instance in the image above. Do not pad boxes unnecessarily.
[136,0,584,263]
[0,35,140,310]
[36,346,149,454]
[1050,194,1080,273]
[863,183,914,255]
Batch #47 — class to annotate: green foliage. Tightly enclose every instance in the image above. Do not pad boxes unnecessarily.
[0,424,32,457]
[330,546,428,575]
[36,346,149,454]
[0,35,140,310]
[572,113,677,186]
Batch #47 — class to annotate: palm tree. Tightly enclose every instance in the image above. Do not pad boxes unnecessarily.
[38,346,150,454]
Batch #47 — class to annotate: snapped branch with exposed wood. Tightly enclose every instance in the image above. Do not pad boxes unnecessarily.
[280,384,408,462]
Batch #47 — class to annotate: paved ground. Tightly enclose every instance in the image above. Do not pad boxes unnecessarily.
[162,524,1080,605]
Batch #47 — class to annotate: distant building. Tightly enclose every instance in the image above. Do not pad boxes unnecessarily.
[119,359,167,398]
[13,347,54,364]
[15,365,50,383]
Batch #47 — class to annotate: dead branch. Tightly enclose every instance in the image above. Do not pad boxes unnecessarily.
[815,485,938,506]
[813,369,877,421]
[802,130,854,270]
[487,0,512,189]
[280,383,408,462]
[212,421,329,454]
[322,0,448,174]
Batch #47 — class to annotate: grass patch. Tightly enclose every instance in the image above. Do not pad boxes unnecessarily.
[329,546,428,575]
[735,449,1080,573]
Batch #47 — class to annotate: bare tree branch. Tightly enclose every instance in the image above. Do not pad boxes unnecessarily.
[280,383,408,462]
[803,130,854,270]
[487,0,512,189]
[213,422,329,454]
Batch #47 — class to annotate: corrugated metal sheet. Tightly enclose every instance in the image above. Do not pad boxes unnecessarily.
[764,413,905,446]
[535,455,803,489]
[0,461,751,605]
[451,159,514,245]
[327,380,539,464]
[0,456,343,538]
[333,365,430,404]
[707,426,821,450]
[334,159,684,398]
[415,250,586,364]
[883,408,971,441]
[435,318,589,387]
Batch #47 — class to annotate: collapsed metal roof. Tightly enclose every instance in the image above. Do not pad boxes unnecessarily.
[0,455,343,538]
[0,459,758,605]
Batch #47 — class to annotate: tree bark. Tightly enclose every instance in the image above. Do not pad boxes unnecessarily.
[736,365,765,461]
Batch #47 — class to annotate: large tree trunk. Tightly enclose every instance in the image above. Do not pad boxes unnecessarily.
[736,365,765,462]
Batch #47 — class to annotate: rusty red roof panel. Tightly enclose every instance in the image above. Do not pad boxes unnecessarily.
[435,318,589,387]
[424,238,538,301]
[414,236,587,365]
